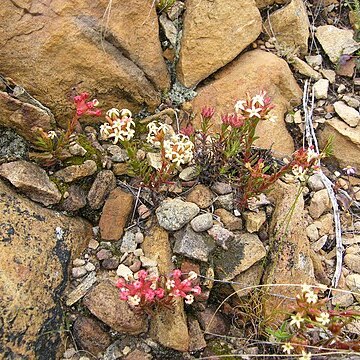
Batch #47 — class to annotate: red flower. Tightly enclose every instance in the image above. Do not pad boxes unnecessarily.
[74,92,102,117]
[201,106,215,119]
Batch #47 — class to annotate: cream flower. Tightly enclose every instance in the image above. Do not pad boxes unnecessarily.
[299,351,312,360]
[185,294,194,304]
[282,343,294,355]
[48,130,57,139]
[316,312,330,326]
[305,290,318,304]
[246,106,262,118]
[106,107,120,120]
[234,99,246,112]
[292,164,307,182]
[127,295,141,306]
[187,271,198,281]
[301,284,312,294]
[252,93,265,107]
[290,313,304,328]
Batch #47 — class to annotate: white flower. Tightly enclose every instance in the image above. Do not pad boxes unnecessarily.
[252,94,265,107]
[166,279,175,290]
[120,108,132,118]
[187,271,198,280]
[316,312,330,325]
[299,351,312,360]
[264,113,277,123]
[305,291,318,304]
[48,130,57,139]
[246,106,262,118]
[127,295,141,306]
[163,134,194,167]
[292,165,307,182]
[92,99,99,107]
[185,294,194,304]
[106,108,120,119]
[301,284,312,294]
[290,313,304,328]
[107,129,124,144]
[306,148,318,163]
[282,343,294,355]
[234,100,246,112]
[99,122,112,139]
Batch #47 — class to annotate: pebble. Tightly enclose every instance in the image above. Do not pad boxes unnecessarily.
[129,260,142,273]
[116,264,133,280]
[308,189,331,219]
[133,248,144,257]
[87,170,116,210]
[190,213,214,232]
[307,174,325,191]
[85,262,96,272]
[337,84,346,93]
[311,235,327,252]
[214,193,234,211]
[243,211,266,233]
[207,225,234,250]
[306,224,319,241]
[214,208,243,231]
[88,239,99,250]
[305,54,323,67]
[346,274,360,302]
[179,166,199,181]
[211,182,232,195]
[343,95,360,109]
[186,184,214,209]
[72,266,87,278]
[320,69,336,84]
[102,258,119,270]
[135,232,144,244]
[120,231,138,253]
[73,258,86,267]
[314,79,329,100]
[107,145,128,162]
[53,160,97,183]
[140,256,158,268]
[333,101,360,127]
[138,204,151,219]
[63,348,77,359]
[96,249,113,261]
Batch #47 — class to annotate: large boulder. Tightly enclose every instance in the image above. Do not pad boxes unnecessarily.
[191,50,302,154]
[177,0,262,87]
[0,0,169,123]
[0,179,92,359]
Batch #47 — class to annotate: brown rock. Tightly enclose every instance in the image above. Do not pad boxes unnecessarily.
[192,50,302,154]
[54,160,97,183]
[263,181,314,319]
[0,179,92,359]
[232,263,264,298]
[243,210,266,233]
[112,163,129,176]
[61,184,87,211]
[99,187,134,241]
[263,0,309,55]
[186,184,214,209]
[124,349,152,360]
[0,160,61,206]
[309,189,331,219]
[0,0,169,123]
[197,306,230,335]
[0,91,54,142]
[214,208,243,231]
[255,0,286,8]
[73,316,112,356]
[141,222,172,275]
[318,117,360,169]
[87,170,116,209]
[188,317,207,352]
[83,281,147,334]
[177,0,262,87]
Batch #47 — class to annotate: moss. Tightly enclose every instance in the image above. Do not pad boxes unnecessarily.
[50,176,69,195]
[207,339,236,359]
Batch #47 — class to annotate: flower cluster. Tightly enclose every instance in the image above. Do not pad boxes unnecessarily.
[74,92,101,117]
[163,134,194,167]
[116,269,201,309]
[146,121,174,147]
[290,146,321,182]
[100,108,135,144]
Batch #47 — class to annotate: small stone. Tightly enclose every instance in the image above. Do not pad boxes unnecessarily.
[331,289,354,307]
[147,152,162,170]
[96,249,112,261]
[120,231,138,253]
[211,182,233,195]
[116,264,133,280]
[320,69,336,84]
[179,166,199,181]
[343,235,360,245]
[68,143,87,156]
[346,274,360,302]
[107,145,128,162]
[124,349,152,360]
[343,95,360,109]
[190,213,213,232]
[309,189,331,219]
[156,198,200,231]
[314,79,329,100]
[197,306,229,335]
[138,204,151,220]
[311,235,327,252]
[102,258,119,270]
[87,170,116,210]
[186,184,214,209]
[188,317,207,352]
[232,263,263,298]
[344,253,360,273]
[61,185,87,212]
[243,211,266,233]
[207,225,234,250]
[135,232,144,244]
[72,266,87,278]
[112,163,129,176]
[305,55,323,67]
[73,258,86,267]
[315,213,334,236]
[307,174,325,191]
[159,13,177,47]
[334,101,360,127]
[85,262,96,272]
[65,272,97,306]
[88,239,99,250]
[167,1,185,21]
[129,260,142,273]
[293,110,302,124]
[54,160,97,183]
[133,248,144,257]
[306,224,319,241]
[140,256,158,268]
[337,84,346,94]
[214,193,234,211]
[214,208,243,231]
[291,56,322,80]
[63,348,77,359]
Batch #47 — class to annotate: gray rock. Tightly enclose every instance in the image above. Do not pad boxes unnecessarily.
[344,253,360,273]
[309,189,331,219]
[343,95,360,109]
[96,249,112,261]
[214,193,234,211]
[120,231,138,253]
[54,160,97,183]
[334,101,360,127]
[173,224,216,262]
[106,145,129,162]
[243,211,266,233]
[0,127,27,164]
[85,262,96,272]
[313,79,329,100]
[0,160,61,205]
[307,174,325,191]
[207,225,234,250]
[156,198,200,231]
[61,185,86,212]
[159,13,178,47]
[68,143,87,156]
[190,213,213,232]
[306,224,319,242]
[101,258,120,270]
[87,170,116,209]
[72,266,87,278]
[211,182,233,195]
[305,54,323,67]
[213,233,266,280]
[179,166,199,181]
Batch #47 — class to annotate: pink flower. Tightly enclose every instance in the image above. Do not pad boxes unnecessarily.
[201,106,215,119]
[221,114,244,128]
[74,92,102,117]
[155,288,165,299]
[192,286,202,295]
[180,124,195,137]
[172,269,182,278]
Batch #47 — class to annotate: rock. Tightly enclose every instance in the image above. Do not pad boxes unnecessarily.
[314,79,329,100]
[99,187,134,241]
[84,281,147,334]
[0,91,54,142]
[140,256,157,268]
[309,189,331,219]
[179,166,199,181]
[315,25,360,63]
[73,258,86,267]
[331,289,354,307]
[167,1,185,20]
[106,145,128,162]
[231,263,264,297]
[207,225,234,250]
[306,224,319,242]
[243,211,266,233]
[146,152,162,170]
[0,127,28,164]
[68,143,87,156]
[73,316,112,356]
[346,274,360,302]
[191,213,214,232]
[156,198,200,231]
[255,0,286,8]
[290,56,322,80]
[343,95,360,109]
[116,264,133,280]
[186,184,214,209]
[112,163,129,176]
[311,235,327,252]
[174,225,216,262]
[263,0,309,55]
[65,272,97,306]
[197,306,230,335]
[263,181,314,319]
[333,101,360,127]
[72,266,87,279]
[61,185,87,212]
[344,253,360,273]
[321,69,336,84]
[96,249,113,261]
[307,174,325,191]
[0,179,92,359]
[192,50,302,154]
[211,182,233,195]
[314,213,334,237]
[338,84,347,94]
[124,349,152,360]
[305,55,323,67]
[54,160,97,183]
[0,0,169,122]
[343,235,360,245]
[149,298,189,352]
[177,0,261,87]
[135,232,144,244]
[87,170,116,209]
[83,262,95,272]
[102,258,120,270]
[318,117,360,169]
[214,193,234,211]
[0,160,61,206]
[213,233,266,280]
[120,231,138,253]
[188,317,207,352]
[214,208,243,231]
[159,13,177,47]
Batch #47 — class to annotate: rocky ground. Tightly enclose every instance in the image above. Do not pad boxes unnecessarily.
[1,0,360,359]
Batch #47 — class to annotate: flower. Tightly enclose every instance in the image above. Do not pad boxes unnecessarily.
[292,164,307,182]
[127,295,141,306]
[221,113,244,128]
[201,106,215,119]
[106,108,120,120]
[290,313,304,328]
[191,286,201,295]
[234,100,246,112]
[343,165,356,176]
[299,351,312,360]
[246,106,262,118]
[264,113,277,123]
[185,294,194,304]
[187,271,198,280]
[306,147,319,163]
[252,93,265,107]
[163,134,194,167]
[99,122,112,139]
[74,92,102,117]
[301,284,312,294]
[47,130,57,139]
[305,291,318,304]
[282,343,294,355]
[316,312,330,326]
[146,121,173,147]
